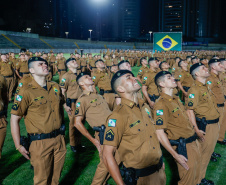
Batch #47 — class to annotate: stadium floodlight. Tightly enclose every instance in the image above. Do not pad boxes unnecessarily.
[89,29,93,41]
[149,31,152,42]
[90,0,107,6]
[65,32,69,38]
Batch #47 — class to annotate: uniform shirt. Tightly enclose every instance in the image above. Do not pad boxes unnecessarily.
[88,59,95,68]
[137,66,149,79]
[206,72,225,104]
[56,59,66,70]
[0,61,14,76]
[80,58,87,67]
[185,80,220,120]
[11,79,64,134]
[75,91,111,127]
[219,72,226,96]
[103,98,162,169]
[175,69,194,87]
[92,69,112,91]
[60,70,82,99]
[142,69,159,96]
[49,56,56,63]
[154,93,195,140]
[16,60,29,73]
[0,75,7,111]
[15,75,33,95]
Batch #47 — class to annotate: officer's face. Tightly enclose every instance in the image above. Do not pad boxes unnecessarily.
[142,59,148,65]
[198,66,210,78]
[120,73,140,93]
[1,55,7,62]
[214,62,224,72]
[162,62,170,69]
[69,60,78,68]
[221,61,226,69]
[119,62,131,71]
[96,61,105,68]
[31,61,49,76]
[181,61,188,68]
[161,74,177,88]
[81,75,94,85]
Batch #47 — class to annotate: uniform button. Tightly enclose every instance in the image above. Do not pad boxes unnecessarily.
[53,110,54,112]
[150,136,152,138]
[138,129,140,131]
[146,124,148,126]
[178,114,179,116]
[153,147,155,149]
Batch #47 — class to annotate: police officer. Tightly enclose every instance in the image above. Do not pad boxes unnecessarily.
[0,75,8,159]
[154,71,201,185]
[74,72,120,185]
[15,54,30,79]
[10,57,67,185]
[0,54,14,102]
[186,63,220,185]
[142,58,159,108]
[218,58,226,145]
[60,58,85,153]
[137,57,149,84]
[92,59,116,111]
[103,70,166,185]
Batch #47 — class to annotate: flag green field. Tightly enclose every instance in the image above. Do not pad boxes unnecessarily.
[153,32,182,52]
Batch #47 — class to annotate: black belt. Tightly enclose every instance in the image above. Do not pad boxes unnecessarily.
[4,75,13,78]
[20,72,29,74]
[70,99,77,103]
[170,134,197,146]
[51,62,55,64]
[123,156,163,178]
[217,103,224,107]
[196,117,219,124]
[29,128,62,142]
[224,95,226,100]
[58,69,66,72]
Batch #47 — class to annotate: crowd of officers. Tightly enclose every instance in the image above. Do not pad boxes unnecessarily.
[0,48,225,185]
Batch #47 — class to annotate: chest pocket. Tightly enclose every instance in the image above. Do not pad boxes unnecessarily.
[172,110,180,118]
[31,98,48,114]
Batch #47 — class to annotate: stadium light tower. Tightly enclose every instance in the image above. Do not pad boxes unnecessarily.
[149,31,152,42]
[89,29,93,41]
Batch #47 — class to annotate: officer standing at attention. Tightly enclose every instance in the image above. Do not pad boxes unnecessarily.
[0,75,8,159]
[74,72,121,185]
[153,71,201,185]
[137,57,149,84]
[206,59,225,160]
[92,59,116,110]
[60,58,85,153]
[142,58,160,108]
[10,57,67,185]
[186,63,220,185]
[0,54,14,102]
[103,70,166,185]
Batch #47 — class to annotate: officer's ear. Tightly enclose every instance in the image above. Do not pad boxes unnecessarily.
[116,85,125,93]
[78,81,84,86]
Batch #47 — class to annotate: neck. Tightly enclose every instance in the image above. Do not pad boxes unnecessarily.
[83,84,94,92]
[196,77,207,84]
[98,68,104,72]
[122,91,139,105]
[182,67,188,71]
[69,68,77,74]
[211,70,218,76]
[163,87,173,96]
[150,67,156,72]
[33,75,47,87]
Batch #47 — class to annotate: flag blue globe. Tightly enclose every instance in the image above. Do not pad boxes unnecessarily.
[162,38,172,48]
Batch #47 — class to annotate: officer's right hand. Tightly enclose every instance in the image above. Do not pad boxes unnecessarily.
[18,146,30,160]
[148,101,155,109]
[196,129,205,142]
[93,139,101,156]
[175,154,189,170]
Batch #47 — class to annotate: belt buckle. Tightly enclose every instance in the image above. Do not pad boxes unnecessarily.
[50,130,56,138]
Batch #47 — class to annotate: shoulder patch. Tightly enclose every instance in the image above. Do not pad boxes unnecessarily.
[18,83,23,87]
[188,100,193,107]
[76,102,81,107]
[74,108,79,115]
[156,109,163,116]
[34,96,44,102]
[92,76,96,80]
[12,102,19,111]
[108,119,116,127]
[54,87,58,92]
[189,94,195,98]
[15,88,20,94]
[61,78,66,82]
[156,117,163,125]
[179,75,182,78]
[16,95,23,102]
[172,107,179,113]
[105,129,114,141]
[207,81,212,85]
[60,82,65,86]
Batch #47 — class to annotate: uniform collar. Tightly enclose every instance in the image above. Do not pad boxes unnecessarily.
[29,78,52,91]
[160,92,176,101]
[195,80,206,87]
[82,90,96,96]
[68,70,77,75]
[211,72,218,78]
[121,97,145,108]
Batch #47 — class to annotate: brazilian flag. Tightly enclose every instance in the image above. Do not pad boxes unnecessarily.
[153,32,182,52]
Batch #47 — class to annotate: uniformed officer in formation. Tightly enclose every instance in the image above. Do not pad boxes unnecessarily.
[0,74,8,159]
[137,57,149,83]
[74,72,120,185]
[154,71,201,185]
[103,70,166,185]
[60,58,85,153]
[186,63,220,185]
[10,57,67,185]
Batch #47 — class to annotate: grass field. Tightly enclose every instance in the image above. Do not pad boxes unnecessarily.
[0,56,226,185]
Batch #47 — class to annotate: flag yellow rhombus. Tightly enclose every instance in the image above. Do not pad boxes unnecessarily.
[156,35,178,51]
